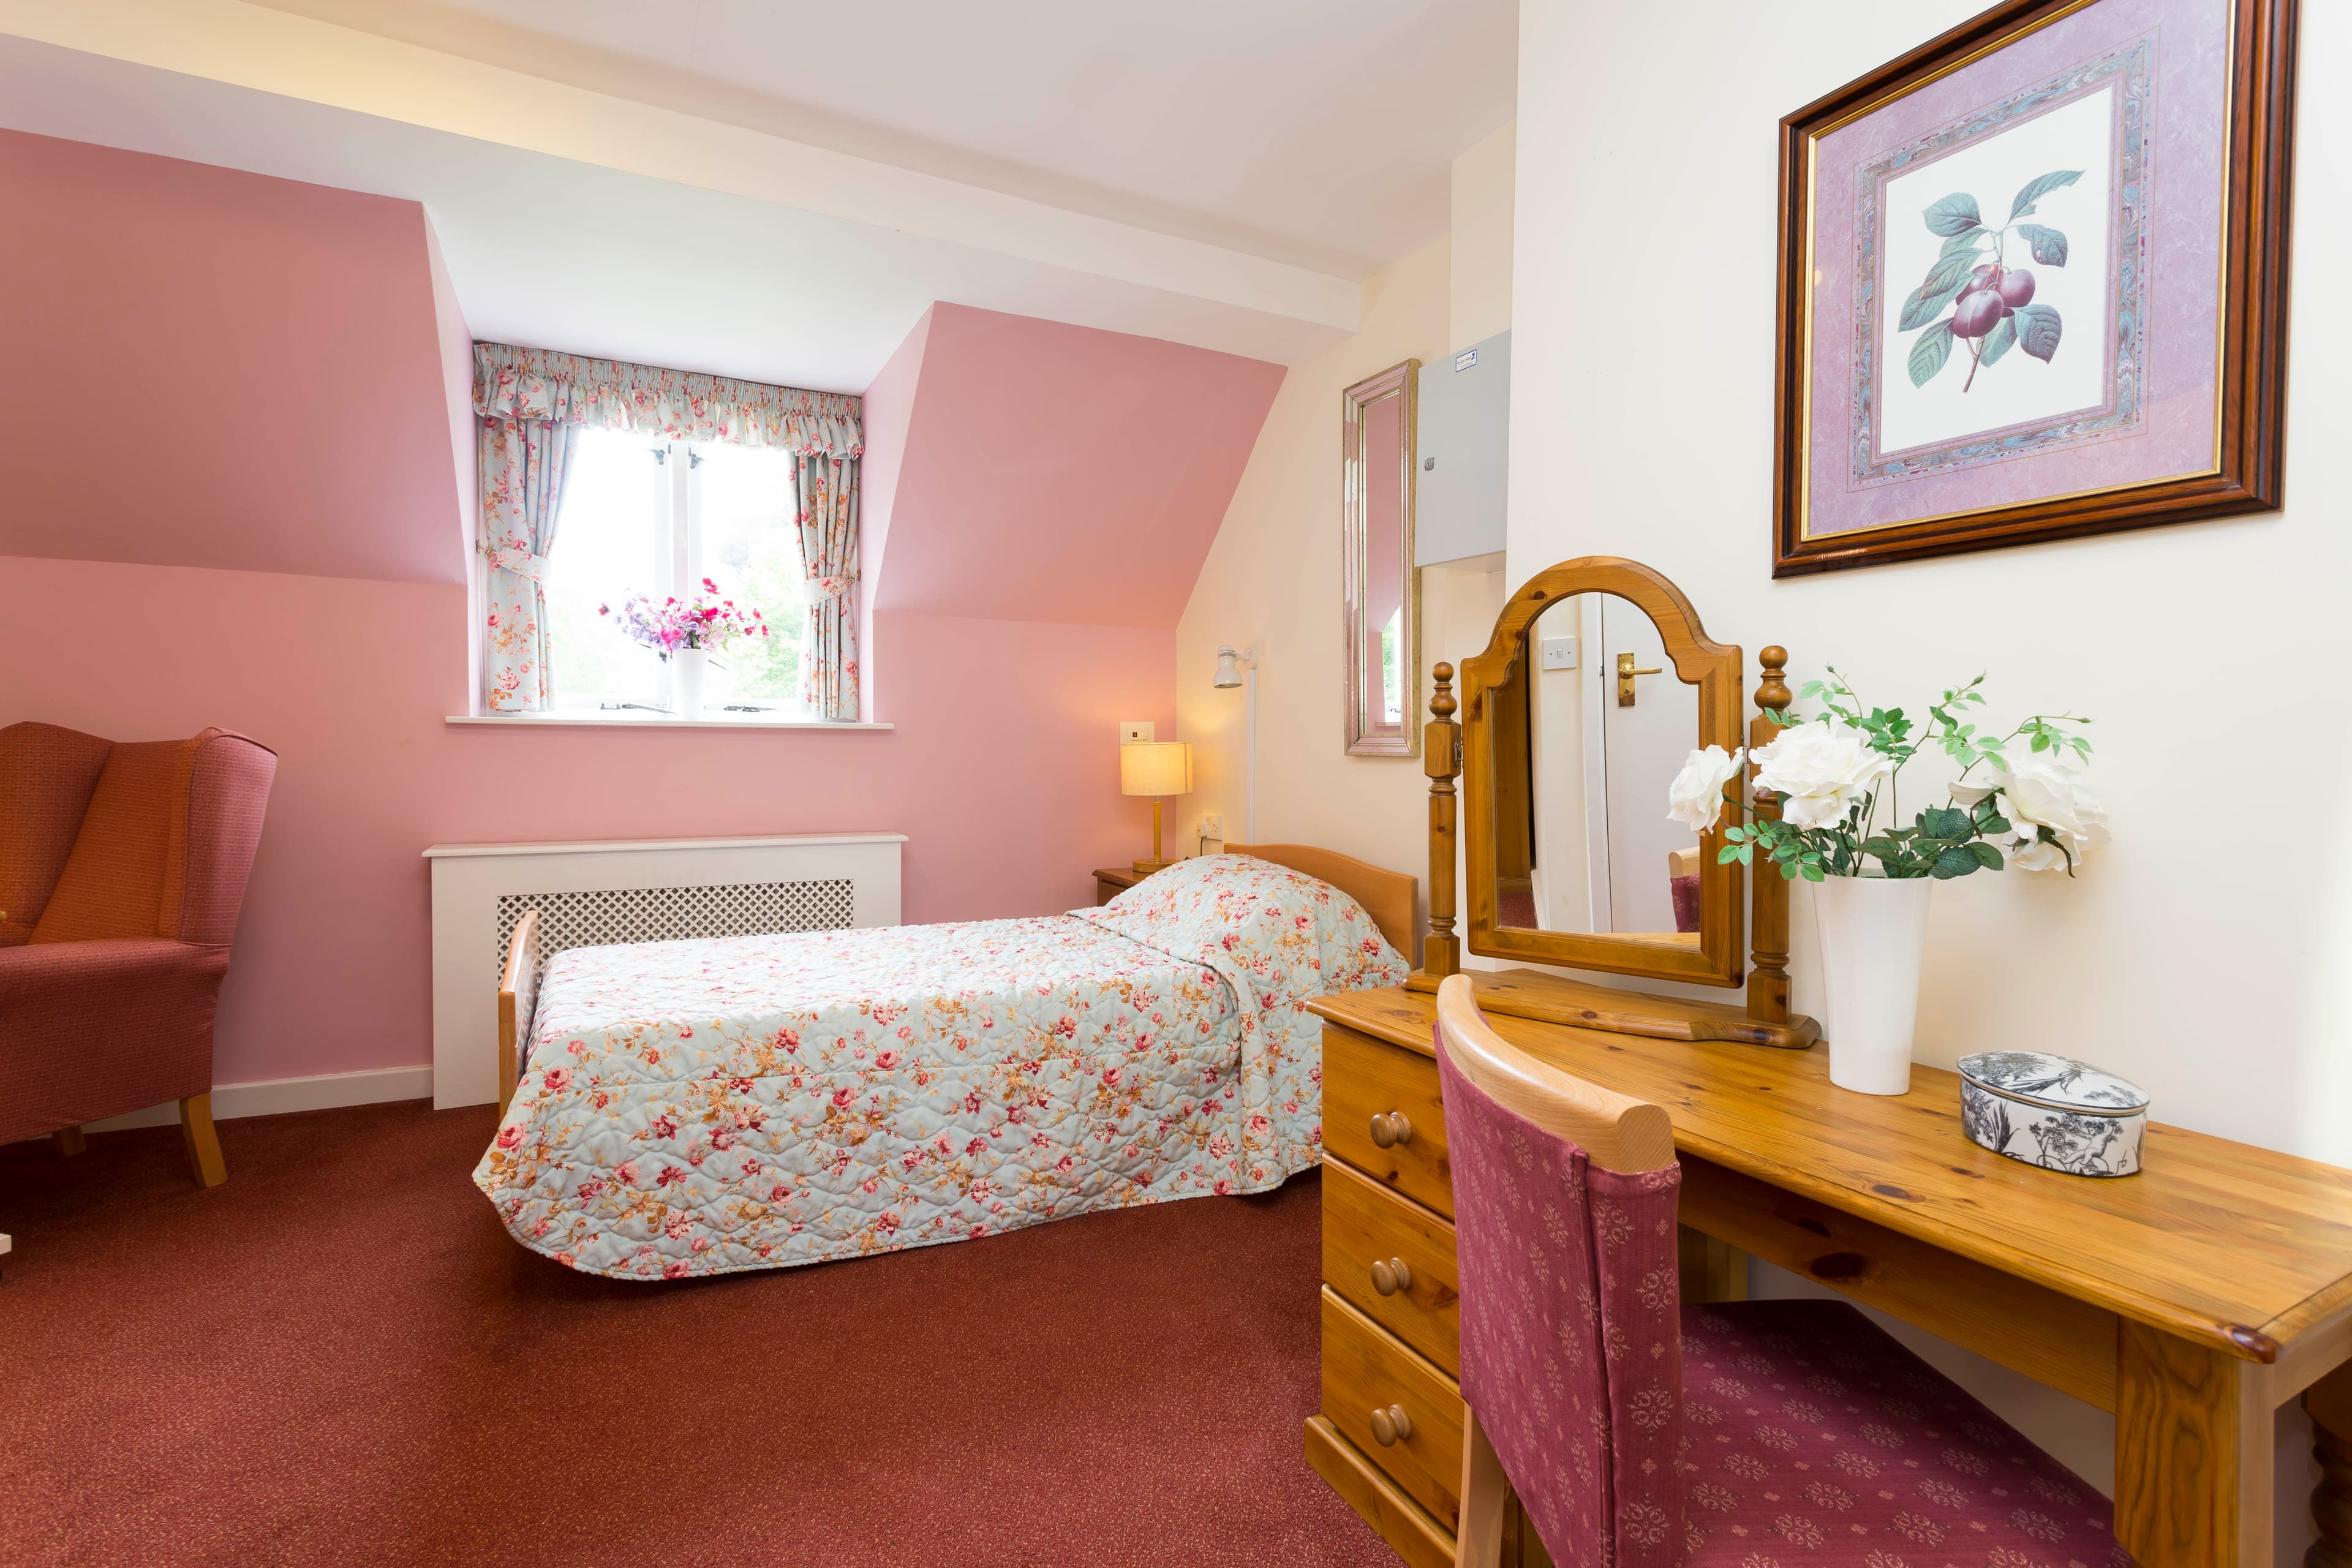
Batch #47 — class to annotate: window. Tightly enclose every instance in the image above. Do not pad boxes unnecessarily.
[544,427,805,717]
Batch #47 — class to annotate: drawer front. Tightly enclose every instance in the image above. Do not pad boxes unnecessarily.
[1322,1023,1452,1217]
[1322,1157,1461,1376]
[1320,1286,1464,1531]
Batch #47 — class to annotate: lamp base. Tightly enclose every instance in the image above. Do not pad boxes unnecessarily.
[1130,858,1172,876]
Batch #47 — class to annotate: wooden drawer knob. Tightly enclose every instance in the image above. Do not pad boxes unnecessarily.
[1368,1404,1414,1447]
[1368,1111,1414,1149]
[1370,1257,1414,1296]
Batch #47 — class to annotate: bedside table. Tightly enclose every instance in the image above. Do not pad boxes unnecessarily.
[1093,865,1150,905]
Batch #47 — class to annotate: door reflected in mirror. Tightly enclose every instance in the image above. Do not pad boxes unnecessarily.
[1490,591,1704,940]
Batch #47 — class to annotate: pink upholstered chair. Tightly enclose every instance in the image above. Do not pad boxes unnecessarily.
[0,720,277,1186]
[1433,974,2128,1567]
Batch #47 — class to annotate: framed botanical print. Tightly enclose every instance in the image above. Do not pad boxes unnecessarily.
[1772,0,2297,576]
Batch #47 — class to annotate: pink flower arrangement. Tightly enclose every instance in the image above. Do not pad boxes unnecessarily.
[598,578,770,654]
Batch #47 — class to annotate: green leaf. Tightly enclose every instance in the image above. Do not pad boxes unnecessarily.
[2015,303,2063,362]
[2010,168,2082,220]
[1717,846,1741,865]
[1932,845,1982,879]
[1980,813,2011,835]
[2015,224,2070,266]
[1922,192,1983,236]
[1801,865,1826,883]
[1898,272,1969,333]
[1919,805,1972,840]
[1907,319,1954,387]
[1939,227,1989,258]
[1980,312,2018,367]
[1970,841,2005,870]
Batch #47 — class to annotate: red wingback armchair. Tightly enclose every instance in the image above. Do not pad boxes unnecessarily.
[0,721,277,1185]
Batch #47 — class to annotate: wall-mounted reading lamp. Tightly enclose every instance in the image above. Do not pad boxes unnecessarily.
[1212,645,1258,842]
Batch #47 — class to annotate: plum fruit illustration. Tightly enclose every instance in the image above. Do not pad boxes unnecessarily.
[1902,168,2077,393]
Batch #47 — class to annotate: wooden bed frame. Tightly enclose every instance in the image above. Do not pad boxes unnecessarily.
[494,848,1417,1119]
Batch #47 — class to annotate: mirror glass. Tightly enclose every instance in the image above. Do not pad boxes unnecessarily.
[1343,361,1417,756]
[1488,590,1703,939]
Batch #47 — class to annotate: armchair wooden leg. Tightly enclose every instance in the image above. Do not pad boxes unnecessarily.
[179,1093,227,1188]
[55,1125,86,1157]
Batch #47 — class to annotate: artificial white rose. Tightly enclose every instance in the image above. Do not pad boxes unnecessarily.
[1996,753,2109,873]
[1665,745,1744,832]
[1947,783,1997,808]
[1749,723,1893,831]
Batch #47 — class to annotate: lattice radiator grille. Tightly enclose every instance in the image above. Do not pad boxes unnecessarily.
[492,878,856,980]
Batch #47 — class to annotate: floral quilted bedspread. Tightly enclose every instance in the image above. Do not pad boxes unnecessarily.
[474,856,1407,1280]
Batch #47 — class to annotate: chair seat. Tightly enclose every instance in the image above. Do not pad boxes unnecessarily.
[1679,1300,2128,1567]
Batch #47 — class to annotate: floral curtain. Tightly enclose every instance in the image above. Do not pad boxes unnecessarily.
[471,342,863,715]
[478,417,577,712]
[474,342,861,459]
[795,454,861,721]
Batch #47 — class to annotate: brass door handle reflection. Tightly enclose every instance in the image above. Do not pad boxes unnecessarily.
[1616,652,1664,707]
[1370,1257,1414,1296]
[1368,1404,1414,1446]
[1368,1111,1414,1149]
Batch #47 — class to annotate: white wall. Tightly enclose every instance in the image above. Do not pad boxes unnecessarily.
[1517,1,2350,1550]
[1178,129,1518,907]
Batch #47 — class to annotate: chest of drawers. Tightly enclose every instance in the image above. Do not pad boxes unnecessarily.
[1306,1006,1556,1568]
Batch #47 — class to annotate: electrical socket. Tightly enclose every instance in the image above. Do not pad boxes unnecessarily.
[1200,814,1223,839]
[1118,720,1155,743]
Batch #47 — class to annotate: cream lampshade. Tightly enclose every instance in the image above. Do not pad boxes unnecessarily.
[1119,741,1192,875]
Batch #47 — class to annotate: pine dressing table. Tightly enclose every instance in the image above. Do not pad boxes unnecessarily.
[1305,559,2352,1567]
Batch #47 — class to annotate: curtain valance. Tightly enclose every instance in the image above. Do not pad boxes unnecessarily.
[472,342,862,459]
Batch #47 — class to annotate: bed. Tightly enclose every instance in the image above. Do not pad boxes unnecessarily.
[473,846,1414,1280]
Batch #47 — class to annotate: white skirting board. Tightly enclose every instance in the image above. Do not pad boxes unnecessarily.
[423,832,907,1110]
[83,1064,435,1131]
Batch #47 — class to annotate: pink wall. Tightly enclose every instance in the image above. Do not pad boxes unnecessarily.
[0,130,470,584]
[0,556,1174,1085]
[0,134,1278,1095]
[870,304,1285,630]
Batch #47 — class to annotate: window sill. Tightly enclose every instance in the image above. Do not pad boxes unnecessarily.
[446,713,891,731]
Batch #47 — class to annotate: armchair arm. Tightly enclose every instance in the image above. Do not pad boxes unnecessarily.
[0,939,233,1145]
[166,731,278,947]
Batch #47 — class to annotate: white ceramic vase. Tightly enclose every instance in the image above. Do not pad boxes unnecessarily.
[671,647,708,720]
[1812,873,1932,1096]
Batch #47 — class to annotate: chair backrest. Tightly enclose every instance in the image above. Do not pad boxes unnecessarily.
[1433,974,1686,1566]
[0,722,116,946]
[13,726,277,948]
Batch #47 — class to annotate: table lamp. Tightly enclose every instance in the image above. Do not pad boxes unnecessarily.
[1120,740,1192,875]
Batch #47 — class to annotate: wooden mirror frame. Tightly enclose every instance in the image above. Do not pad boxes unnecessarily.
[1340,359,1420,758]
[1412,556,1819,1050]
[1459,558,1744,985]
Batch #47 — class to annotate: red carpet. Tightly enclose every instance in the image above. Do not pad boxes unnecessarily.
[0,1102,1399,1567]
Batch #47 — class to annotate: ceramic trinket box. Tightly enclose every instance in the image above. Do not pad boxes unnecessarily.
[1956,1050,2149,1178]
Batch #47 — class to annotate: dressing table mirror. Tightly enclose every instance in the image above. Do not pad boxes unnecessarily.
[1412,556,1819,1049]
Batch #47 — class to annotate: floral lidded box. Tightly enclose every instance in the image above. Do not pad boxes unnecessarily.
[1957,1051,2149,1178]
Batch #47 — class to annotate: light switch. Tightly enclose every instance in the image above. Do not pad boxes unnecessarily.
[1119,720,1155,743]
[1541,636,1578,671]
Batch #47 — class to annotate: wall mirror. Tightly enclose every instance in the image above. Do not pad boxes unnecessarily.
[1463,559,1747,987]
[1341,360,1419,757]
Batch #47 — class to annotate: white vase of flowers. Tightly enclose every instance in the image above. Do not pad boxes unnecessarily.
[1670,671,2106,1096]
[600,576,771,722]
[671,647,709,720]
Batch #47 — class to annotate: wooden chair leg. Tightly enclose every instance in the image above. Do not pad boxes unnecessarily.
[179,1093,227,1188]
[1458,1402,1508,1568]
[54,1125,86,1157]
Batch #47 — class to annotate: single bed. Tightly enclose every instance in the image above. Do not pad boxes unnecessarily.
[474,846,1414,1280]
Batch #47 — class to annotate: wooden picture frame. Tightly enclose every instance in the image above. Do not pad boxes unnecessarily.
[1772,0,2297,576]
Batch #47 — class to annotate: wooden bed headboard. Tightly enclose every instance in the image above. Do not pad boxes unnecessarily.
[1225,843,1418,960]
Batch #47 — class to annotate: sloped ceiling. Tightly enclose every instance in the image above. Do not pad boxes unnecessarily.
[865,304,1284,630]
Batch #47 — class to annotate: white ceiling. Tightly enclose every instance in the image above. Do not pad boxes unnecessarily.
[0,0,1514,393]
[254,0,1519,277]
